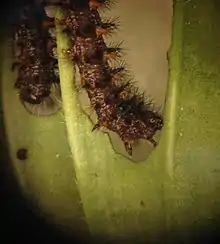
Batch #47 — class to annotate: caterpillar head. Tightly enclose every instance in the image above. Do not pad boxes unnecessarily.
[19,83,50,104]
[19,83,62,116]
[146,111,163,131]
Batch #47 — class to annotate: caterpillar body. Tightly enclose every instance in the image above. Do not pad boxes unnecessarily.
[49,0,164,156]
[12,5,62,116]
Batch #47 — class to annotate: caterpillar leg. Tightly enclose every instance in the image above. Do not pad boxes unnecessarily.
[92,123,101,131]
[124,141,133,156]
[148,137,157,147]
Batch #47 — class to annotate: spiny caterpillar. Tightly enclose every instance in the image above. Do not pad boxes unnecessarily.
[45,0,164,156]
[11,5,61,116]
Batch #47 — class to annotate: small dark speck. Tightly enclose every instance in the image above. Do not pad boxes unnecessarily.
[17,148,28,160]
[140,200,145,207]
[212,169,220,173]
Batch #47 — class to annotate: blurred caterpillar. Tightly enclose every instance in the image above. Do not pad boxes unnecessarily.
[11,5,61,116]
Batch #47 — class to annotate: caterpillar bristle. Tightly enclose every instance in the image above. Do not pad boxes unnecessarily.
[103,48,122,62]
[108,66,127,81]
[89,0,117,11]
[96,18,119,37]
[109,59,130,73]
[101,16,120,28]
[105,41,124,52]
[89,0,102,10]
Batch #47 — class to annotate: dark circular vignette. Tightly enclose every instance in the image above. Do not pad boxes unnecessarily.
[1,1,220,244]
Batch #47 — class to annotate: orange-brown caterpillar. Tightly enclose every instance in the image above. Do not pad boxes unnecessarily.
[45,0,164,156]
